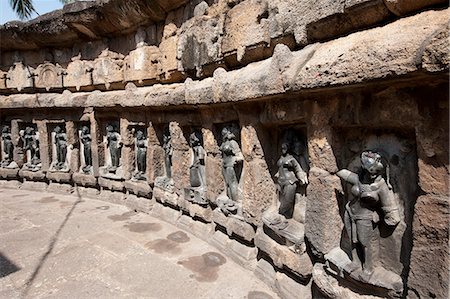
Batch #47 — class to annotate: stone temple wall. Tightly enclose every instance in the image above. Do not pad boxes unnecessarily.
[0,1,448,298]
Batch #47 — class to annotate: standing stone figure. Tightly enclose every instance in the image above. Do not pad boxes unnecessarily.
[337,150,401,275]
[134,129,147,180]
[163,132,172,179]
[80,125,92,173]
[53,126,68,170]
[272,139,308,226]
[23,126,40,168]
[189,131,206,189]
[220,126,243,203]
[1,126,14,167]
[106,124,121,172]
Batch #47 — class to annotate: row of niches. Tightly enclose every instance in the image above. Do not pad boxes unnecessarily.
[0,118,416,298]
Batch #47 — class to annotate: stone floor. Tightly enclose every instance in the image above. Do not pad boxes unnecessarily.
[0,188,278,299]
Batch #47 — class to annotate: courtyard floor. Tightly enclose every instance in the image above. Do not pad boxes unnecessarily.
[0,188,277,299]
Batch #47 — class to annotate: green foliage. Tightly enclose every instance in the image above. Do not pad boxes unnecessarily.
[10,0,74,20]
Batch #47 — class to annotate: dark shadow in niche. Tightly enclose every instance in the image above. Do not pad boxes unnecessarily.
[0,252,21,278]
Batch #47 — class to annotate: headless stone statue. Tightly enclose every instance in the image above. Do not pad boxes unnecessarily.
[185,131,207,205]
[23,126,40,171]
[80,125,92,174]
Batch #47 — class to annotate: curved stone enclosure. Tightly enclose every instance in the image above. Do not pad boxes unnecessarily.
[0,1,448,298]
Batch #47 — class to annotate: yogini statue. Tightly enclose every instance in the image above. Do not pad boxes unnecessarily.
[53,126,68,170]
[23,126,40,167]
[106,124,121,172]
[1,126,14,167]
[80,125,92,173]
[189,131,206,189]
[337,150,400,275]
[217,126,244,216]
[134,129,147,180]
[267,139,308,229]
[163,132,173,179]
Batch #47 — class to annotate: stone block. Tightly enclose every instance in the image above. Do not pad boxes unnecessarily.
[178,196,213,222]
[124,194,153,214]
[150,202,181,225]
[74,186,100,199]
[92,52,124,89]
[124,180,152,198]
[383,0,447,16]
[19,169,46,182]
[7,62,34,91]
[254,258,276,289]
[98,176,125,192]
[212,208,256,242]
[0,168,19,179]
[72,172,97,187]
[275,271,312,299]
[0,180,21,190]
[46,171,72,183]
[21,181,47,191]
[123,46,160,83]
[47,182,73,194]
[64,58,93,90]
[152,185,178,206]
[34,62,64,91]
[255,228,312,280]
[228,239,258,270]
[98,189,125,205]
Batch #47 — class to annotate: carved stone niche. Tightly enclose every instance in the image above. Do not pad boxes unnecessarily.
[18,122,46,182]
[124,124,152,198]
[255,127,311,277]
[0,123,19,179]
[7,62,34,91]
[98,120,124,182]
[35,62,64,91]
[153,124,177,205]
[48,123,71,173]
[92,50,124,89]
[72,121,97,188]
[323,133,417,298]
[64,56,94,91]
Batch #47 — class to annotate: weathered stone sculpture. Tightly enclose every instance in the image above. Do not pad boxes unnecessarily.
[184,131,207,205]
[336,150,400,275]
[217,126,244,217]
[1,125,17,169]
[21,126,41,171]
[163,132,173,179]
[133,129,147,180]
[106,124,121,173]
[80,125,92,174]
[52,125,69,171]
[261,131,309,253]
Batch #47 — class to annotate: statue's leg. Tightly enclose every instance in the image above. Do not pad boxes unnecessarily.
[61,145,67,164]
[226,166,239,202]
[278,183,296,218]
[85,146,92,166]
[6,142,13,161]
[357,219,375,275]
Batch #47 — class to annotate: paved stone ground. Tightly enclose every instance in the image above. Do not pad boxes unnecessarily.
[0,188,278,299]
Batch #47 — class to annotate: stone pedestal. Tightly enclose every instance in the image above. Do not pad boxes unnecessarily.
[178,196,213,222]
[124,180,152,198]
[212,208,256,242]
[46,171,72,183]
[0,168,19,179]
[73,172,97,188]
[19,169,46,181]
[98,176,125,192]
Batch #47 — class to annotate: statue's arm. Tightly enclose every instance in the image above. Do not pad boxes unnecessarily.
[293,159,308,185]
[378,179,401,226]
[336,169,359,185]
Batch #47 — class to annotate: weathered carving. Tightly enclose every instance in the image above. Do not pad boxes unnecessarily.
[80,125,92,174]
[35,62,63,91]
[217,125,244,217]
[163,131,173,179]
[49,125,69,172]
[336,150,400,275]
[106,124,122,173]
[1,125,18,169]
[184,130,208,205]
[21,126,41,171]
[133,129,148,181]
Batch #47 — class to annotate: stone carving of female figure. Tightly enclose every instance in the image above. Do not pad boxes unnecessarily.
[219,126,243,203]
[53,126,68,170]
[23,126,40,166]
[1,126,13,167]
[106,124,121,172]
[276,141,308,220]
[80,125,92,173]
[134,129,147,180]
[337,150,400,275]
[163,133,173,179]
[189,131,206,189]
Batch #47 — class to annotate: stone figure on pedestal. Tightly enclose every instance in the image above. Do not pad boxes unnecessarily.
[80,125,92,174]
[336,150,400,276]
[1,125,17,169]
[217,126,243,217]
[163,132,172,179]
[185,131,207,205]
[106,124,121,173]
[53,126,68,171]
[22,126,41,171]
[133,129,147,180]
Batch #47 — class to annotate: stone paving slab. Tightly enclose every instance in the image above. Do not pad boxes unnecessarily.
[0,188,278,299]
